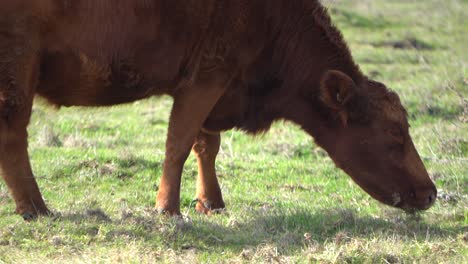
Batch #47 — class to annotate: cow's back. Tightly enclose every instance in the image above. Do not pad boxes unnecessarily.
[47,1,216,63]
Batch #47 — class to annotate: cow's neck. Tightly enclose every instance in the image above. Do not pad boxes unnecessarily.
[271,1,365,142]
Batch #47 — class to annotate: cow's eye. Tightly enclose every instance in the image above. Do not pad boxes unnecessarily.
[385,127,404,144]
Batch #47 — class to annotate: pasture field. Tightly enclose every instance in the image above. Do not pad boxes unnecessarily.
[0,0,466,263]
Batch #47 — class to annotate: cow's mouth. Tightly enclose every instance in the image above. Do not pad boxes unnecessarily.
[392,192,402,206]
[391,193,414,212]
[390,193,415,211]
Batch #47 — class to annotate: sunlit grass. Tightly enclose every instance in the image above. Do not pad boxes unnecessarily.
[0,0,467,263]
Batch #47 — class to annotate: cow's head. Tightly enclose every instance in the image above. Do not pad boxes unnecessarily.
[315,70,436,211]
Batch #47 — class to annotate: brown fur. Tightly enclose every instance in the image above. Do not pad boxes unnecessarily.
[0,0,436,218]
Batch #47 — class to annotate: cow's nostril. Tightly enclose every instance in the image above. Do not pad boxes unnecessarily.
[411,188,437,209]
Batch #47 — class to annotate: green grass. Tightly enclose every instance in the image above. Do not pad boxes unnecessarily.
[1,0,467,263]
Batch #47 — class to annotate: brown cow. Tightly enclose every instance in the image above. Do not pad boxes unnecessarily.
[0,0,436,219]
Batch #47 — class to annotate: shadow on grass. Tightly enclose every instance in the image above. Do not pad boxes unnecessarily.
[49,206,465,255]
[182,208,465,253]
[406,103,463,121]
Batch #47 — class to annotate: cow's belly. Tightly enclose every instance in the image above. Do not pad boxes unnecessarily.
[203,84,248,132]
[36,47,175,107]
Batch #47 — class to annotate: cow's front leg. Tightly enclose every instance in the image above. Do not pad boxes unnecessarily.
[156,73,230,215]
[192,130,225,214]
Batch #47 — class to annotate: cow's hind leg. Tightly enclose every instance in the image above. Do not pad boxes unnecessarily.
[0,113,49,220]
[192,130,225,214]
[0,20,49,219]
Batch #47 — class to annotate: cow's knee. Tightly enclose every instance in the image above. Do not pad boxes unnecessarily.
[193,131,220,158]
[0,91,32,131]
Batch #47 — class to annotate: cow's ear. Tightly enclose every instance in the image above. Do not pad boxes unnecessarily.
[319,70,357,126]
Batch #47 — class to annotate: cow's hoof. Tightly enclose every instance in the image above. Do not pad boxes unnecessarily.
[18,207,51,221]
[156,207,180,216]
[194,199,226,215]
[22,212,36,221]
